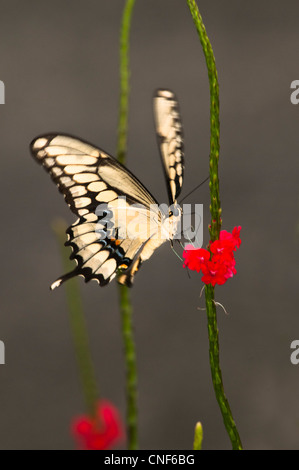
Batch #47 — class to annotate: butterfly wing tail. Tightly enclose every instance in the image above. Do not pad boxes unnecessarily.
[50,269,80,290]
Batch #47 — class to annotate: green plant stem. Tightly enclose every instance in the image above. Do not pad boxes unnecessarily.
[117,0,136,167]
[52,219,99,419]
[186,0,221,242]
[117,0,138,451]
[118,285,138,450]
[205,285,242,449]
[186,0,242,450]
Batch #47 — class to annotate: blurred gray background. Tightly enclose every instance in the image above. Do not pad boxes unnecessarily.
[0,0,298,450]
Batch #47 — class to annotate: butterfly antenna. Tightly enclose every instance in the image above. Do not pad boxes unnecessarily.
[170,243,183,262]
[173,240,192,279]
[179,175,209,204]
[186,268,191,279]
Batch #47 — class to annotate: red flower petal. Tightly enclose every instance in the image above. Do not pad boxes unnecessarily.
[232,226,242,248]
[220,227,242,249]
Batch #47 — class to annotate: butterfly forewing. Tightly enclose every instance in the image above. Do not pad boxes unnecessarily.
[153,89,184,205]
[31,134,163,287]
[31,134,158,215]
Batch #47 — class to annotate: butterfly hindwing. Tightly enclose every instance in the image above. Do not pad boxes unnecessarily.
[153,89,184,205]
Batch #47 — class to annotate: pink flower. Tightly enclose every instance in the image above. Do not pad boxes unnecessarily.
[72,400,124,450]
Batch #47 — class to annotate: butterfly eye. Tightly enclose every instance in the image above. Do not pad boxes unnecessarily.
[169,206,180,217]
[103,209,113,219]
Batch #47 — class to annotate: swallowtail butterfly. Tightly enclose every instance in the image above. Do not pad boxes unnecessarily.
[31,89,184,288]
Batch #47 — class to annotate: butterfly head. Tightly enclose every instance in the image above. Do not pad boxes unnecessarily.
[161,203,182,240]
[168,203,182,218]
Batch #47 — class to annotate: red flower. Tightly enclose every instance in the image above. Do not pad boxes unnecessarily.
[72,400,124,450]
[201,259,228,286]
[183,245,210,272]
[182,226,241,286]
[210,239,236,257]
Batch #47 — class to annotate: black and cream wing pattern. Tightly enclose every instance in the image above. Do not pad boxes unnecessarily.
[153,89,184,205]
[31,89,184,288]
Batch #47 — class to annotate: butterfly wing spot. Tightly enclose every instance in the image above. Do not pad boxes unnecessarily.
[175,150,182,160]
[168,154,175,166]
[95,190,118,203]
[82,250,110,271]
[70,232,99,250]
[37,150,46,159]
[95,258,117,278]
[56,155,98,166]
[169,180,176,198]
[119,263,128,270]
[33,137,49,151]
[73,173,99,184]
[46,145,81,156]
[168,167,176,180]
[83,213,98,223]
[87,181,107,192]
[59,176,74,187]
[69,185,88,197]
[44,157,55,168]
[74,242,102,257]
[176,164,183,176]
[52,167,63,177]
[77,208,89,216]
[156,89,174,99]
[73,197,92,209]
[65,165,93,175]
[70,222,96,238]
[51,279,63,290]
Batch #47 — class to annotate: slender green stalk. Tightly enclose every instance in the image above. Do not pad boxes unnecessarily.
[205,285,242,449]
[52,219,99,419]
[117,0,138,450]
[118,285,138,450]
[186,0,221,242]
[186,0,242,449]
[117,0,136,166]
